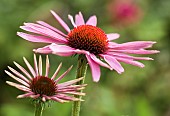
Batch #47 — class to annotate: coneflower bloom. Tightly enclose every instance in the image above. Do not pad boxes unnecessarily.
[17,11,159,82]
[5,54,86,103]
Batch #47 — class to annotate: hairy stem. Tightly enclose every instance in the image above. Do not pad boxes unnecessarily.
[72,55,88,116]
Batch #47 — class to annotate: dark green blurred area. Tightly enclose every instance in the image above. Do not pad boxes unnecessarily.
[0,0,170,116]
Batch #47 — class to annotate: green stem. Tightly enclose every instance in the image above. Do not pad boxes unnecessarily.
[72,55,88,116]
[35,101,44,116]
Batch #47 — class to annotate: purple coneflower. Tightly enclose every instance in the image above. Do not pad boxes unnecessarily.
[5,54,86,103]
[17,11,159,82]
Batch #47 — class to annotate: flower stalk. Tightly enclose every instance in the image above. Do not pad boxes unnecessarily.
[72,55,88,116]
[35,101,44,116]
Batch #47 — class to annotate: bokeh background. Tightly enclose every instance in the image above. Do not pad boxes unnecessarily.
[0,0,169,116]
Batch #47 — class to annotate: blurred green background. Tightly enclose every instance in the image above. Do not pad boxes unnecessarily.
[0,0,169,116]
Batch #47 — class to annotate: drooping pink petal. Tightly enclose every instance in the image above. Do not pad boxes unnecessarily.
[109,41,157,50]
[107,33,120,40]
[101,55,124,74]
[89,54,112,70]
[50,10,71,32]
[116,57,145,68]
[75,12,85,26]
[86,54,101,82]
[37,21,67,37]
[33,45,52,54]
[50,44,76,56]
[86,15,97,26]
[50,96,68,103]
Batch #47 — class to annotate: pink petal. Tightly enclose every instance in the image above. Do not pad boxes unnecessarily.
[109,49,160,54]
[116,57,145,68]
[51,63,62,80]
[37,21,67,37]
[17,92,34,98]
[5,70,30,87]
[107,33,120,41]
[86,54,101,82]
[34,54,39,76]
[6,81,30,92]
[101,55,124,74]
[89,54,112,70]
[50,44,76,56]
[86,15,97,26]
[50,10,70,32]
[23,23,67,43]
[33,45,52,54]
[106,52,154,60]
[17,32,64,44]
[23,57,36,77]
[45,55,50,77]
[109,41,157,50]
[75,12,85,26]
[68,15,77,27]
[55,66,73,83]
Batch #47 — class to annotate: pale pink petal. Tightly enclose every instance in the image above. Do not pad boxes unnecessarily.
[17,92,34,98]
[33,45,52,54]
[51,96,68,103]
[75,12,85,26]
[116,57,145,68]
[30,94,40,99]
[6,81,30,92]
[38,55,42,76]
[45,55,50,77]
[34,54,39,76]
[13,61,32,80]
[51,63,62,80]
[23,57,36,77]
[86,15,97,26]
[5,70,30,87]
[50,44,76,56]
[107,33,120,41]
[109,41,157,50]
[61,91,85,96]
[101,55,124,74]
[58,77,84,88]
[86,54,100,82]
[56,94,81,101]
[68,15,77,27]
[6,66,30,83]
[89,54,112,70]
[37,21,67,37]
[50,10,70,32]
[55,66,73,83]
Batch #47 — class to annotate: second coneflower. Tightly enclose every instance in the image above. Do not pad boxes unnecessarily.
[5,54,86,116]
[17,11,159,82]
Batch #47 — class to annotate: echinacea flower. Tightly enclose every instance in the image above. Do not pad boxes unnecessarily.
[5,54,86,103]
[17,11,159,82]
